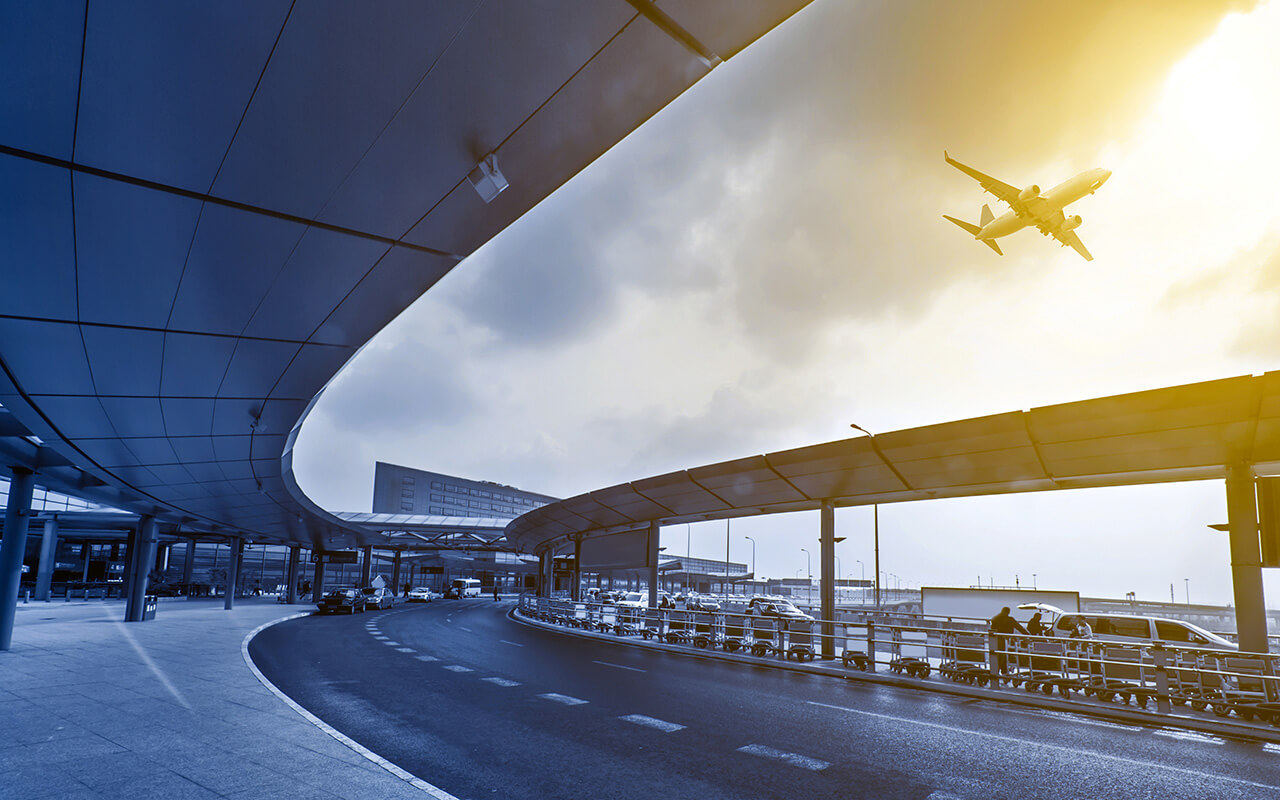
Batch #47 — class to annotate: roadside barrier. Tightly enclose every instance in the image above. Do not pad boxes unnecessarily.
[518,596,1280,727]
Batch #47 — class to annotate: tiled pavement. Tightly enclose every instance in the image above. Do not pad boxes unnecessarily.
[1,597,430,799]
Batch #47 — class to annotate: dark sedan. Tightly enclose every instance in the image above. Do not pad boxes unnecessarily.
[317,588,366,615]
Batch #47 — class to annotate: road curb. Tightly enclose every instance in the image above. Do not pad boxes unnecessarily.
[510,608,1280,744]
[242,612,462,799]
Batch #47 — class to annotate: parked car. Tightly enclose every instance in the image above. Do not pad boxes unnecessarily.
[317,588,366,615]
[616,591,649,611]
[362,586,396,610]
[686,593,721,612]
[406,586,434,603]
[1052,610,1237,651]
[746,596,814,622]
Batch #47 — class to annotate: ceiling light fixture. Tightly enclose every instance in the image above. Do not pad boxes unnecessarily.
[468,153,509,203]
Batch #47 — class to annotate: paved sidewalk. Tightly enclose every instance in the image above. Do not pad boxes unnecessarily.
[1,597,429,799]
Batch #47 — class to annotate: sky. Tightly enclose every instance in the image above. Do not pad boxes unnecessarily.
[293,0,1280,607]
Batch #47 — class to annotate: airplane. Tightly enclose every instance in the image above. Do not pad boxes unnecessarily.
[942,152,1110,261]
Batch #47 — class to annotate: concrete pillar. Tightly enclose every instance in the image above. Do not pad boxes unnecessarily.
[224,538,242,610]
[126,517,157,622]
[286,546,300,604]
[572,537,582,602]
[0,468,36,650]
[312,557,325,603]
[391,551,402,595]
[80,543,90,583]
[819,500,836,659]
[154,543,169,575]
[647,522,660,609]
[181,540,195,589]
[1227,465,1269,652]
[121,527,138,600]
[360,545,373,586]
[35,518,58,601]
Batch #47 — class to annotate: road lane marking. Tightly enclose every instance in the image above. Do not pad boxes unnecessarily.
[396,647,416,653]
[1004,707,1142,733]
[539,693,588,705]
[1154,729,1225,746]
[458,626,472,632]
[500,640,525,647]
[593,660,646,673]
[482,677,521,687]
[1264,743,1280,755]
[242,616,462,800]
[807,700,1277,789]
[382,640,401,646]
[373,635,389,640]
[736,744,829,771]
[415,655,439,662]
[443,665,474,673]
[620,714,685,733]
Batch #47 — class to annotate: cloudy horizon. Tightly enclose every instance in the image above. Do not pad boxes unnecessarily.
[294,0,1280,607]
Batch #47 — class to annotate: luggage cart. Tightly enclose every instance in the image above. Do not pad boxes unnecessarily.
[940,631,995,686]
[722,613,749,653]
[750,617,780,658]
[1206,655,1278,722]
[663,611,693,644]
[888,625,931,678]
[691,611,717,649]
[1085,646,1159,708]
[786,620,816,662]
[1015,639,1082,698]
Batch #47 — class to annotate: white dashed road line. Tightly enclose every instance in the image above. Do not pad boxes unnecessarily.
[396,647,416,653]
[499,640,525,647]
[592,660,645,673]
[415,655,440,663]
[383,640,402,646]
[1154,729,1225,746]
[373,635,389,641]
[737,744,830,771]
[443,665,474,673]
[619,714,685,733]
[539,693,589,706]
[458,626,472,633]
[482,677,521,687]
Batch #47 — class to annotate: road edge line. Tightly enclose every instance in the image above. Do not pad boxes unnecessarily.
[241,613,461,800]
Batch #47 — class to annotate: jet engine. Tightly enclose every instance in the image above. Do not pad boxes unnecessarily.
[1018,184,1040,202]
[1059,215,1082,233]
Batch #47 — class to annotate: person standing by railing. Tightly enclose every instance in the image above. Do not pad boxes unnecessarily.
[989,607,1027,675]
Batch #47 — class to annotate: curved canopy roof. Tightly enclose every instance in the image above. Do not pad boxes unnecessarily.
[0,1,811,550]
[505,372,1280,554]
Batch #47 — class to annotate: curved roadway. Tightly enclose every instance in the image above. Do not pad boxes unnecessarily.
[249,600,1280,799]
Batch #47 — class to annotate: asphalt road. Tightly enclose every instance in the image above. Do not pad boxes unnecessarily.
[250,600,1280,799]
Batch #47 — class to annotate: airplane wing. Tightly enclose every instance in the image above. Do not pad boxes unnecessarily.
[1053,228,1093,261]
[944,151,1022,207]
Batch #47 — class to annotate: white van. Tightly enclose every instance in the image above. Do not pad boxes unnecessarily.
[449,578,482,598]
[1053,612,1237,651]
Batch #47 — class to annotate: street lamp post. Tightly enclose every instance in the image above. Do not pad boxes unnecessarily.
[800,547,811,606]
[744,535,756,587]
[1185,577,1191,606]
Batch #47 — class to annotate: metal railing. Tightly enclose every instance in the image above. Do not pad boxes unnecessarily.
[518,596,1280,726]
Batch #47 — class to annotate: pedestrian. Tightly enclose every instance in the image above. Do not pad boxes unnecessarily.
[1068,615,1093,639]
[989,607,1028,676]
[493,583,500,601]
[1027,611,1046,636]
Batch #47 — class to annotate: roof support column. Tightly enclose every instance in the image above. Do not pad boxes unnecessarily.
[125,516,157,622]
[286,546,300,604]
[820,500,836,659]
[121,526,138,603]
[647,522,661,609]
[572,536,582,602]
[181,540,196,591]
[311,556,325,603]
[360,545,373,587]
[34,518,59,601]
[1227,465,1269,652]
[0,468,35,650]
[80,543,91,583]
[391,551,402,597]
[224,538,242,611]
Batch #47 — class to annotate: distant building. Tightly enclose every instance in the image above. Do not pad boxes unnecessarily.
[371,462,557,519]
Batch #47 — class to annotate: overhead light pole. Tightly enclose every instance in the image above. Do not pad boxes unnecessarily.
[800,547,811,606]
[851,423,881,609]
[744,535,756,584]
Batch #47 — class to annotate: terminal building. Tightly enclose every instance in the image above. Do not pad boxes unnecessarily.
[372,462,556,518]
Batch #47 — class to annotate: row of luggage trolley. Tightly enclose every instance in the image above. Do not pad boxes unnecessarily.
[938,631,1280,724]
[524,598,1280,726]
[529,598,822,661]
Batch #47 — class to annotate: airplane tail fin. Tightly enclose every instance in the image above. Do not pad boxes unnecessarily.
[943,214,1003,256]
[980,204,994,227]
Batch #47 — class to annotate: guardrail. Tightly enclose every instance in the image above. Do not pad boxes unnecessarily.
[518,596,1280,726]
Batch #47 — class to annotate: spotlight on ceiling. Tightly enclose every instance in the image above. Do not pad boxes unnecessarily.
[468,153,509,203]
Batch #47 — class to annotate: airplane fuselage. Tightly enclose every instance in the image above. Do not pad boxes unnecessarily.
[976,168,1110,241]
